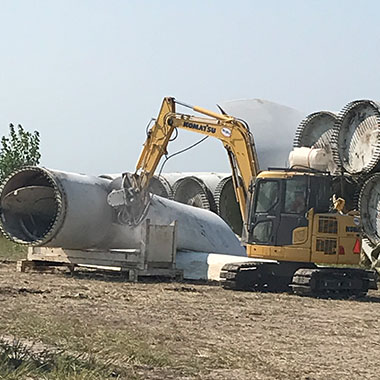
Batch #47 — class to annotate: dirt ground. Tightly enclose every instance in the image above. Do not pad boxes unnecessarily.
[0,261,380,380]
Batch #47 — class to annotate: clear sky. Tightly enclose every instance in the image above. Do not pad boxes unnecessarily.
[0,0,379,175]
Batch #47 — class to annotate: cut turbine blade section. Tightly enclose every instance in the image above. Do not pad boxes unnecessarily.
[359,173,380,246]
[293,111,339,174]
[172,176,217,212]
[294,111,337,147]
[0,167,61,244]
[214,176,243,235]
[0,167,245,255]
[148,176,173,198]
[2,186,55,216]
[333,100,380,175]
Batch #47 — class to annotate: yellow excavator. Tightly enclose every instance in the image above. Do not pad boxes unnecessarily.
[124,97,377,296]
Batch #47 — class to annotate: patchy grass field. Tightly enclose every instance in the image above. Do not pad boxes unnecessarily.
[0,242,380,379]
[0,237,27,262]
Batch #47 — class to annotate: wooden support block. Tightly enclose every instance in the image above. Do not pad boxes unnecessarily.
[16,260,30,273]
[175,270,184,281]
[128,269,139,282]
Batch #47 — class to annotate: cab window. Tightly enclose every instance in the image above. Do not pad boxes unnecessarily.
[252,221,273,243]
[255,180,279,213]
[283,176,308,214]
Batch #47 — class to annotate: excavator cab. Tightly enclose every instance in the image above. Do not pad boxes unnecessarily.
[245,171,332,246]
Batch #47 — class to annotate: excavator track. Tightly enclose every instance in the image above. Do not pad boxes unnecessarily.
[220,261,294,292]
[220,262,378,297]
[291,267,378,297]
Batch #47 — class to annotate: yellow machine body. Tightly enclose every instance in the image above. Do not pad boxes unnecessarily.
[245,170,362,266]
[247,211,361,265]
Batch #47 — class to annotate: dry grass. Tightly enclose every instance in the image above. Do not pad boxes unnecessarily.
[0,336,125,379]
[0,252,380,379]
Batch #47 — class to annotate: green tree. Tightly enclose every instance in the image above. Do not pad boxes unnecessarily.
[0,124,41,182]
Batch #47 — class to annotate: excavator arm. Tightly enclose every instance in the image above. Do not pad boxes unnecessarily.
[108,97,259,225]
[133,97,259,221]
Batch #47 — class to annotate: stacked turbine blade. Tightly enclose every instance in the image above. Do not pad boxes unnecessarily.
[294,100,380,263]
[214,176,243,236]
[333,100,380,250]
[359,174,380,246]
[172,176,217,212]
[333,100,380,175]
[294,111,338,148]
[293,111,339,174]
[148,175,173,199]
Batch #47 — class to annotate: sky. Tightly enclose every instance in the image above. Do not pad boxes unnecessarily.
[0,0,379,175]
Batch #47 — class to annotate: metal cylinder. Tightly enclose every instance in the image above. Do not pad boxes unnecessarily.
[0,167,245,255]
[214,176,243,235]
[333,100,380,175]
